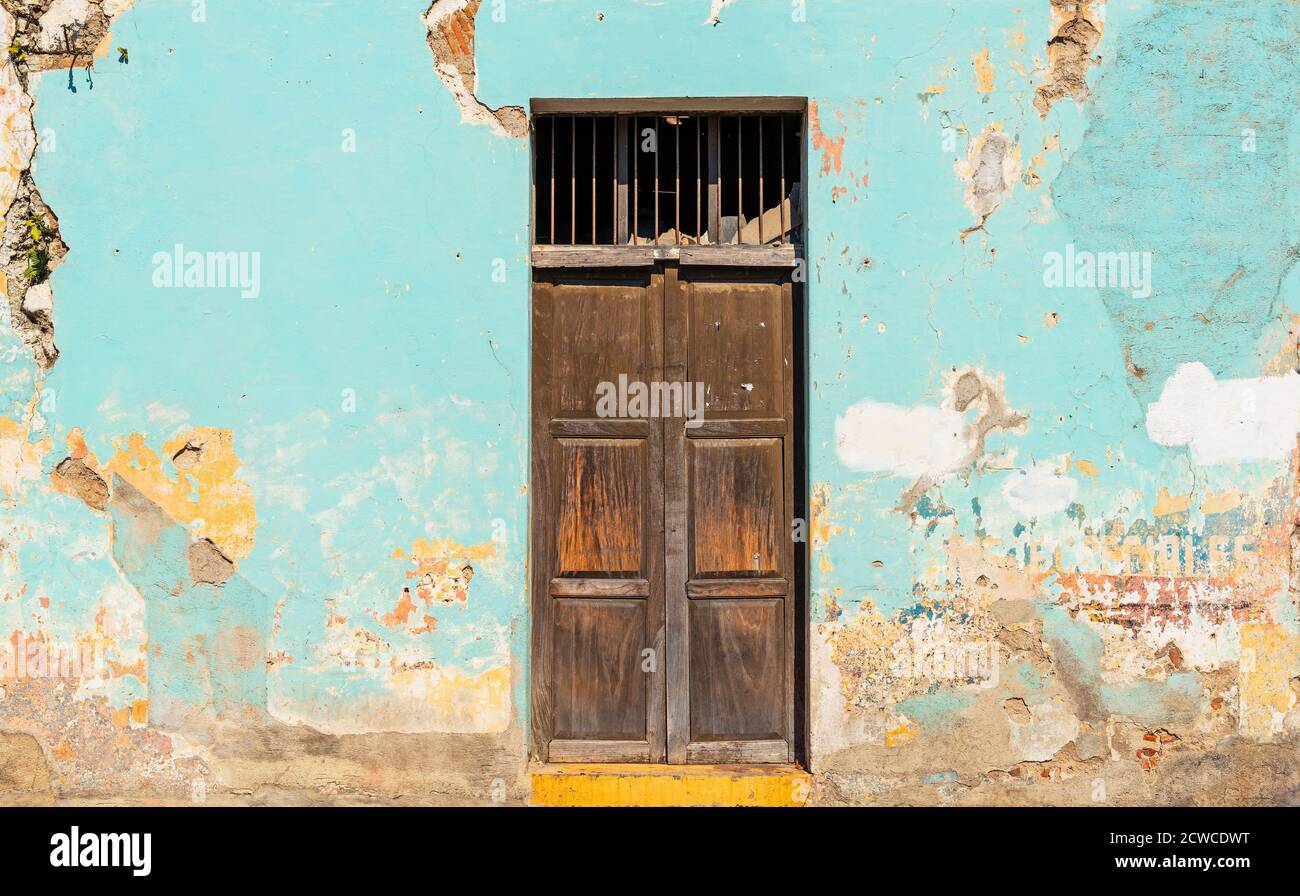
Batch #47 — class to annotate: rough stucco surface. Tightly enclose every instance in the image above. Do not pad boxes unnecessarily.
[0,0,1296,805]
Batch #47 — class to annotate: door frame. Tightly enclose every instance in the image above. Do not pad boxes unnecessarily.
[527,98,810,767]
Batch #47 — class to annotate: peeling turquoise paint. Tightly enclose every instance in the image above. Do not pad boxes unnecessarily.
[1,0,1297,799]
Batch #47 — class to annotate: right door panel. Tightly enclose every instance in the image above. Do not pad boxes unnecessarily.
[665,266,796,764]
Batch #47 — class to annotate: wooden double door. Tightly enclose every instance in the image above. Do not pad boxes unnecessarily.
[531,263,799,764]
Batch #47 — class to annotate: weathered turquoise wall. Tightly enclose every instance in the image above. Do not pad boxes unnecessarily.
[1,0,1297,804]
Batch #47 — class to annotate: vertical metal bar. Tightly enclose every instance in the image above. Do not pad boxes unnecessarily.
[674,120,680,245]
[800,107,808,249]
[549,117,555,245]
[707,115,720,244]
[779,115,787,246]
[591,117,597,246]
[695,118,701,243]
[736,115,743,245]
[633,117,639,245]
[758,116,765,245]
[530,117,536,247]
[610,116,617,244]
[569,115,576,246]
[654,117,660,246]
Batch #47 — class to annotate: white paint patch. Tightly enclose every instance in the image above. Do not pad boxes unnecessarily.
[1146,362,1300,464]
[1002,461,1077,517]
[38,0,91,38]
[809,621,885,754]
[424,0,526,139]
[0,9,36,215]
[705,0,738,25]
[1008,700,1079,762]
[834,401,968,479]
[955,124,1022,221]
[20,282,53,316]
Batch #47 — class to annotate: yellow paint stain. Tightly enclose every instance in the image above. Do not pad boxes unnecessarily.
[973,49,994,93]
[1031,133,1061,169]
[408,537,497,562]
[808,101,845,176]
[103,428,257,561]
[1200,489,1242,515]
[1153,487,1190,518]
[388,663,511,730]
[1074,458,1099,478]
[529,764,811,807]
[885,719,918,748]
[809,482,842,552]
[1025,133,1061,187]
[1238,623,1300,738]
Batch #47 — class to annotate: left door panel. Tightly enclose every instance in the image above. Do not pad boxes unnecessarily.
[531,268,666,762]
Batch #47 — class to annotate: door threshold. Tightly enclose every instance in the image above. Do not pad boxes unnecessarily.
[529,762,811,807]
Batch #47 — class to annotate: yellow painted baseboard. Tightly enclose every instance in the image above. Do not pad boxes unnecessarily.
[529,763,811,807]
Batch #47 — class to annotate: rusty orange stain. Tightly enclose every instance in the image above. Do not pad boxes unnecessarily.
[411,614,438,635]
[440,0,481,61]
[107,657,146,681]
[67,427,90,460]
[380,587,418,627]
[110,699,149,728]
[808,101,845,176]
[1056,572,1256,628]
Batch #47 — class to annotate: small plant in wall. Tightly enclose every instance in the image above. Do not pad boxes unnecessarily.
[23,217,51,285]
